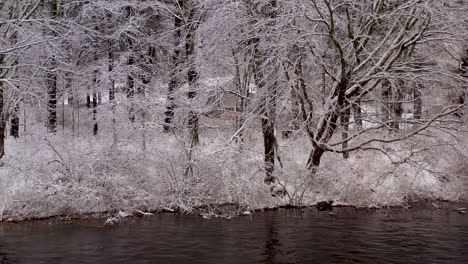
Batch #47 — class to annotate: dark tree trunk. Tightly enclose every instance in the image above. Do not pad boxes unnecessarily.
[47,0,58,134]
[163,1,183,133]
[307,147,325,177]
[306,74,349,177]
[253,43,277,183]
[413,86,422,120]
[382,79,403,130]
[127,53,135,123]
[92,51,99,135]
[186,1,199,146]
[10,103,19,138]
[47,71,57,133]
[381,79,391,126]
[0,64,5,160]
[187,84,199,146]
[71,90,76,136]
[262,126,276,174]
[0,122,5,161]
[86,91,91,108]
[252,0,279,184]
[108,52,115,103]
[391,86,402,130]
[253,46,278,183]
[126,6,135,123]
[391,103,402,130]
[92,91,98,135]
[68,83,74,105]
[341,102,350,159]
[262,109,276,184]
[322,69,327,105]
[306,110,341,177]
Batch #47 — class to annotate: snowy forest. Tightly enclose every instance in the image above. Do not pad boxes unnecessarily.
[0,0,468,221]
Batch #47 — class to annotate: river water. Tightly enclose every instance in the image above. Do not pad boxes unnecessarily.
[1,204,467,263]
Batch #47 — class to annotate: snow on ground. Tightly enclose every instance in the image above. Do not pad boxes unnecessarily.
[0,111,467,221]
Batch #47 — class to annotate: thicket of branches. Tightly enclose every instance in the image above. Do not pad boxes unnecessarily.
[1,0,468,215]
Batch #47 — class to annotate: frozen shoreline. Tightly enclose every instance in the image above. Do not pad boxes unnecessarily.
[1,200,467,224]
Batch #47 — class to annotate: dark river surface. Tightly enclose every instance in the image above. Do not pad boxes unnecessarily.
[1,204,468,264]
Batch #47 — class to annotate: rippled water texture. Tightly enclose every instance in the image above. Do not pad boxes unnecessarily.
[1,204,467,263]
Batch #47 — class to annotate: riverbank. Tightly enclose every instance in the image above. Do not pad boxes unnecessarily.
[1,200,466,225]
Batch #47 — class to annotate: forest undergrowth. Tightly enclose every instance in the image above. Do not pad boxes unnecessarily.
[1,121,467,222]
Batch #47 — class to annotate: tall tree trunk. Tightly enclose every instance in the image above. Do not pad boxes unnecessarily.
[127,51,135,123]
[23,107,26,134]
[307,147,325,177]
[0,121,4,161]
[252,0,279,184]
[391,85,402,130]
[47,71,57,133]
[92,52,99,135]
[341,101,350,159]
[86,90,91,108]
[47,0,58,133]
[0,56,5,160]
[413,86,422,120]
[321,69,327,106]
[187,73,199,146]
[261,101,276,184]
[108,42,117,146]
[72,90,75,136]
[77,97,80,137]
[164,1,183,133]
[381,79,391,127]
[126,6,135,123]
[66,72,73,105]
[10,103,19,138]
[62,86,65,132]
[253,44,277,183]
[186,1,199,146]
[306,77,349,178]
[253,47,278,183]
[139,81,147,151]
[92,91,98,135]
[306,107,341,178]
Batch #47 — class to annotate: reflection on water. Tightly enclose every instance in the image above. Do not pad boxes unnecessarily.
[0,244,12,264]
[263,218,282,264]
[263,227,281,263]
[1,204,468,264]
